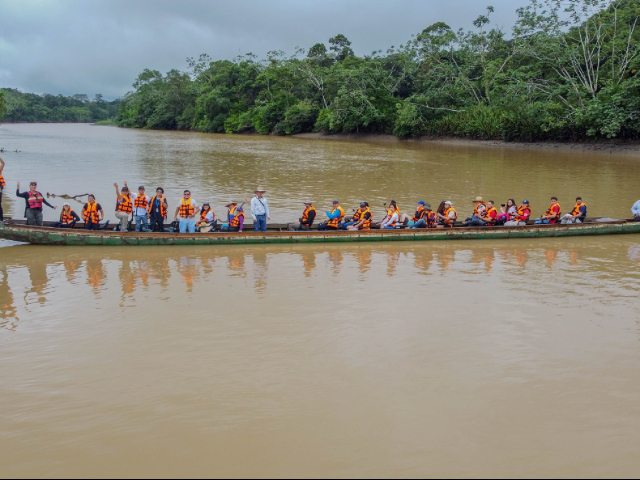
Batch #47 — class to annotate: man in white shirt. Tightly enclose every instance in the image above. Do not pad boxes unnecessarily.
[251,188,270,232]
[131,185,150,232]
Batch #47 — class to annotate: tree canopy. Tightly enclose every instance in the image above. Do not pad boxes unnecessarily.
[116,0,640,140]
[0,89,121,123]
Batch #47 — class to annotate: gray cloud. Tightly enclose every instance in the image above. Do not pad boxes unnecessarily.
[0,0,529,99]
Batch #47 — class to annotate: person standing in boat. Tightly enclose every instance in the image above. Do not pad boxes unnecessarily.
[114,182,132,232]
[632,199,640,221]
[16,181,57,226]
[0,156,6,221]
[131,185,150,232]
[147,187,168,232]
[251,188,270,232]
[560,197,587,224]
[57,203,80,228]
[287,200,316,231]
[318,200,345,231]
[82,195,104,230]
[173,190,200,233]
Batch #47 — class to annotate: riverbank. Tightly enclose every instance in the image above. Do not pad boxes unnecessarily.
[294,132,640,156]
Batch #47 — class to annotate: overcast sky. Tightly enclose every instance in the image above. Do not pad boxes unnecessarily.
[0,0,530,100]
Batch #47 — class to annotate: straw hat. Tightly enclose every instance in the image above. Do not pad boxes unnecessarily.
[472,196,484,203]
[225,201,238,207]
[255,188,267,193]
[303,200,313,204]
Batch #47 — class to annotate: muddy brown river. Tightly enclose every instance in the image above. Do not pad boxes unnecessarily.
[1,124,639,477]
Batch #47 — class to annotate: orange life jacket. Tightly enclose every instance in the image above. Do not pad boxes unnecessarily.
[359,208,372,230]
[516,205,531,222]
[352,209,362,222]
[571,202,587,218]
[442,207,457,225]
[179,198,195,218]
[386,207,400,228]
[301,206,316,224]
[197,209,215,226]
[483,207,498,224]
[83,202,100,224]
[61,208,76,224]
[230,207,244,228]
[545,203,561,220]
[147,195,167,218]
[116,194,132,214]
[425,211,436,227]
[0,174,5,188]
[412,206,426,222]
[133,195,148,210]
[327,206,345,228]
[473,202,487,217]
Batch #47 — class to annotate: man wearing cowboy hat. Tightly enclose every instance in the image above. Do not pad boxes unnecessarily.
[287,200,316,231]
[464,196,487,224]
[251,188,270,232]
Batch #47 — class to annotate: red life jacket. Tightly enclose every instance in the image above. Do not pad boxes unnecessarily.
[27,191,44,209]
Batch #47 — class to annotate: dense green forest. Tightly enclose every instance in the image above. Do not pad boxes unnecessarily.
[116,0,639,140]
[0,88,121,123]
[0,91,6,121]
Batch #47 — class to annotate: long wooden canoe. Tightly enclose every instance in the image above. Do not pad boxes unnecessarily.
[1,218,639,246]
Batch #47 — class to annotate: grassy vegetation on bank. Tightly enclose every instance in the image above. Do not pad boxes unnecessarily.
[115,0,640,142]
[93,119,117,125]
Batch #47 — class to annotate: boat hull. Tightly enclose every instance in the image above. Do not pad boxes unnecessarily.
[1,220,639,246]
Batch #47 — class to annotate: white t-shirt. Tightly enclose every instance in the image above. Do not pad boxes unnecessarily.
[131,193,150,216]
[202,210,214,222]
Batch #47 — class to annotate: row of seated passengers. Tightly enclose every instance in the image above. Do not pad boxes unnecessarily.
[286,196,588,231]
[52,195,588,232]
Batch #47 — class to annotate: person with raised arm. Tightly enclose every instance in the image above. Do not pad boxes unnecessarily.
[113,181,132,232]
[16,181,57,226]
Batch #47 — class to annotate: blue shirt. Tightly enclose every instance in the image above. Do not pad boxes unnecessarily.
[632,200,640,215]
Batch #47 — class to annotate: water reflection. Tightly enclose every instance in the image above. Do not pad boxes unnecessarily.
[1,238,639,333]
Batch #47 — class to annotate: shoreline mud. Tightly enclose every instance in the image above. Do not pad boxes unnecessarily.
[293,132,640,156]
